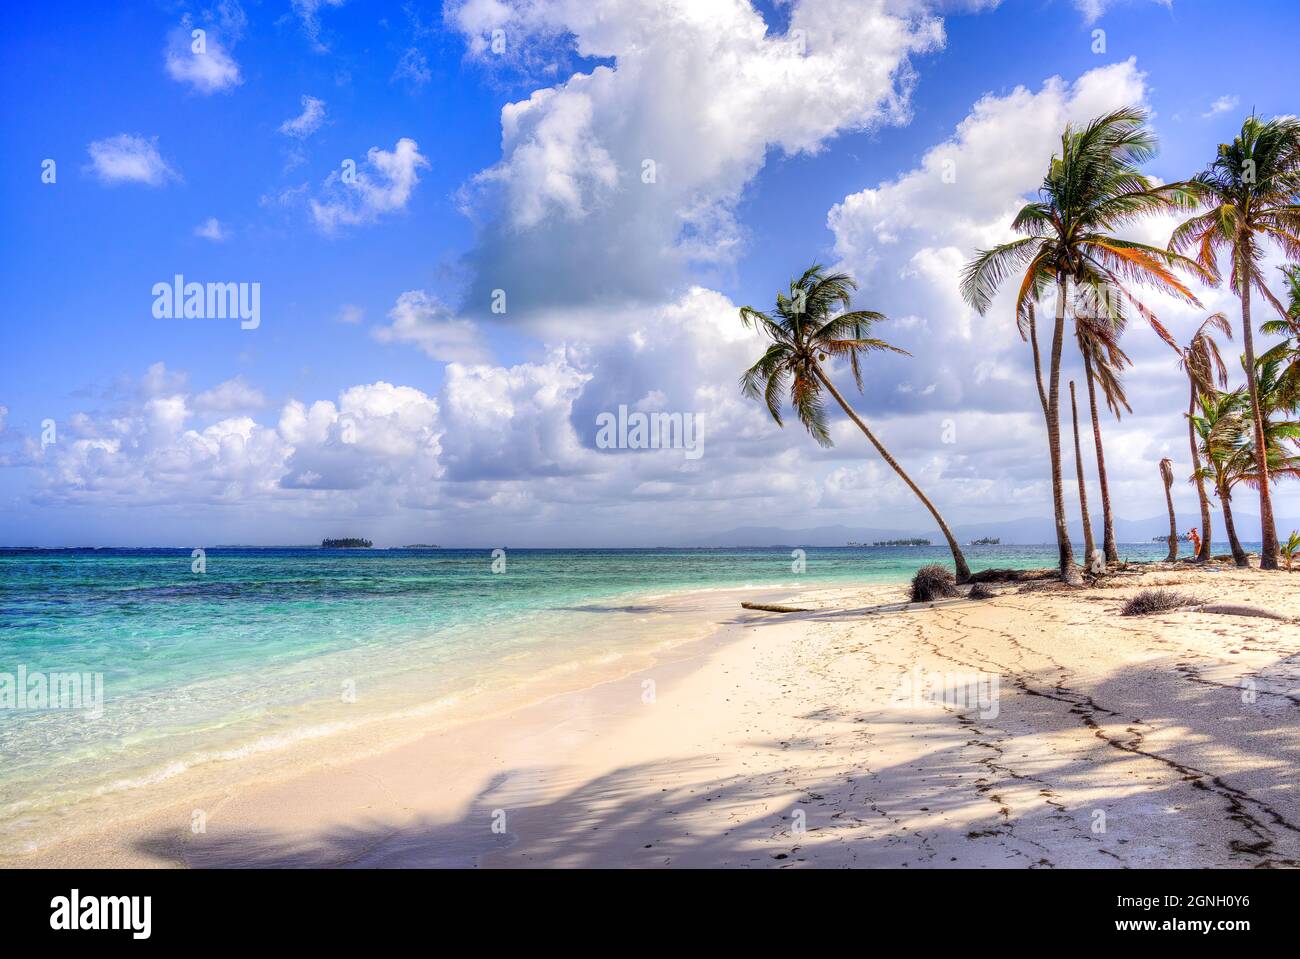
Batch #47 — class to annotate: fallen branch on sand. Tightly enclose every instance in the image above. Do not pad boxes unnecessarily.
[965,567,1058,584]
[740,602,813,613]
[1121,588,1292,621]
[1189,603,1292,621]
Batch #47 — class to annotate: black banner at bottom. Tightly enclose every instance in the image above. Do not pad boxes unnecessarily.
[0,866,1283,944]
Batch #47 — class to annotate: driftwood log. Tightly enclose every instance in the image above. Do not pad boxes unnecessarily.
[965,567,1057,584]
[740,602,813,613]
[1190,603,1291,621]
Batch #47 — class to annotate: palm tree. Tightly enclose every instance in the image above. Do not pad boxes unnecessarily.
[1068,381,1097,563]
[1173,313,1232,563]
[739,265,971,582]
[1159,457,1178,561]
[1260,264,1300,408]
[1282,530,1300,571]
[1232,352,1300,498]
[1194,367,1300,567]
[1191,390,1251,566]
[1264,263,1300,335]
[961,108,1203,583]
[1170,115,1300,569]
[1074,310,1132,566]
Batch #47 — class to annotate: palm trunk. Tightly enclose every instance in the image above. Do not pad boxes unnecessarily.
[1027,303,1049,416]
[1069,381,1096,562]
[1080,352,1117,565]
[1186,377,1213,563]
[1219,483,1249,567]
[1239,250,1280,568]
[1046,280,1080,584]
[813,365,971,583]
[1162,472,1178,563]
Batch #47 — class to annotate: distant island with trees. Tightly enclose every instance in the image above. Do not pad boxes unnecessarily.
[847,538,932,547]
[321,538,372,548]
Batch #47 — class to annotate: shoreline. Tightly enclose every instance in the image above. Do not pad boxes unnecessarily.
[4,555,1029,859]
[1,581,805,865]
[8,563,1300,868]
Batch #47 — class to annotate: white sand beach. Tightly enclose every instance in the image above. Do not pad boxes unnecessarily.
[12,565,1300,869]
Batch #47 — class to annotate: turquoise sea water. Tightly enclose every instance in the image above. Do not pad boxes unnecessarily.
[0,543,1183,852]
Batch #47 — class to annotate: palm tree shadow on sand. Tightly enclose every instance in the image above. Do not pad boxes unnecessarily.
[129,648,1300,869]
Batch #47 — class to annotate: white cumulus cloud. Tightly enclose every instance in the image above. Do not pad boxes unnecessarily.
[194,377,268,413]
[373,291,491,364]
[1201,94,1239,119]
[310,138,429,232]
[86,134,178,186]
[447,0,946,323]
[194,217,229,241]
[279,95,327,137]
[164,18,242,94]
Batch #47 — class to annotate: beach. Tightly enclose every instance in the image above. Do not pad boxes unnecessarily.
[10,561,1299,869]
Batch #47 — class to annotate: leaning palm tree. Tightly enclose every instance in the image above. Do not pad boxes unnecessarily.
[739,265,971,582]
[961,108,1203,583]
[1173,313,1232,563]
[1074,309,1132,566]
[1068,381,1097,563]
[1158,457,1178,561]
[1170,115,1300,569]
[1192,390,1252,566]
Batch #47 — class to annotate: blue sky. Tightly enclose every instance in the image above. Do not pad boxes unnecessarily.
[1,0,1298,546]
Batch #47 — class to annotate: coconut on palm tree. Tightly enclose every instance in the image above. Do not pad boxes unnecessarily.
[1170,115,1300,569]
[961,108,1204,583]
[739,265,971,582]
[1158,457,1178,561]
[1173,313,1232,563]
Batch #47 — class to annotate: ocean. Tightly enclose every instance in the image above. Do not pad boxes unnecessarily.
[0,542,1188,853]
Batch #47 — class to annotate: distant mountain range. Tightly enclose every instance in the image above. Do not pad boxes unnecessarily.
[688,513,1296,548]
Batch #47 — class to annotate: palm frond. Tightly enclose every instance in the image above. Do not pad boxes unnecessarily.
[959,238,1042,316]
